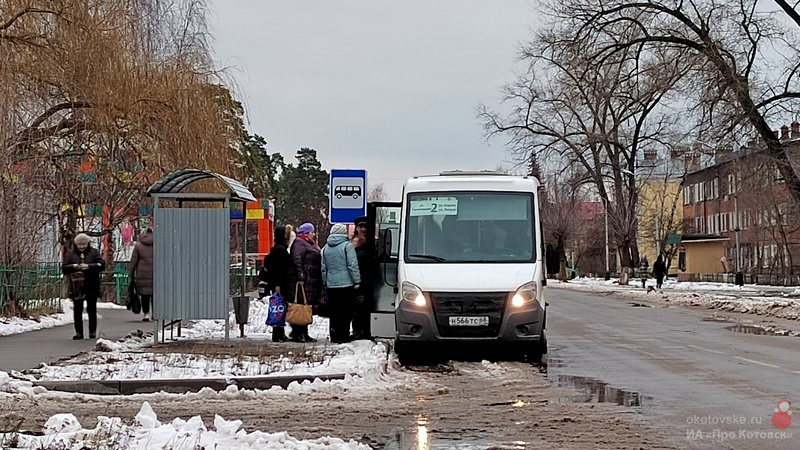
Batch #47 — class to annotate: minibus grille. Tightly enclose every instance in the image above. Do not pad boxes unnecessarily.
[429,292,507,337]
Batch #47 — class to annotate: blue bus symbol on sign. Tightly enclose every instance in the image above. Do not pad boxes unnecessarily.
[330,169,367,224]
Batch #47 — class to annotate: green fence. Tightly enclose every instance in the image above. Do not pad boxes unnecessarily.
[1,263,261,316]
[0,264,63,316]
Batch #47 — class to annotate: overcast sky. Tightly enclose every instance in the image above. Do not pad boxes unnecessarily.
[208,1,537,201]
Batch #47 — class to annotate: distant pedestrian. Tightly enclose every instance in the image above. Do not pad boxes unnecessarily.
[322,223,361,343]
[653,254,667,289]
[638,256,649,289]
[286,222,322,342]
[263,225,291,342]
[128,228,154,321]
[62,233,106,340]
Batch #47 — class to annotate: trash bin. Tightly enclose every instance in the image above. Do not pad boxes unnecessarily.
[232,296,250,324]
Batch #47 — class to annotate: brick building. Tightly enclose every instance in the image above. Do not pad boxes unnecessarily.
[682,124,800,274]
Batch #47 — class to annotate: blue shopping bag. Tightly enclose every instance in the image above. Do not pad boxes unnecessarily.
[266,292,286,327]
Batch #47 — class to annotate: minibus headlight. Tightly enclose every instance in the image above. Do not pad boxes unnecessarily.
[401,281,427,307]
[511,281,538,307]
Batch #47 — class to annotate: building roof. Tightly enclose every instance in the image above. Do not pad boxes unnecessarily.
[147,169,256,202]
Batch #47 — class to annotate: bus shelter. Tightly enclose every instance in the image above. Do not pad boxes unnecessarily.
[147,169,256,345]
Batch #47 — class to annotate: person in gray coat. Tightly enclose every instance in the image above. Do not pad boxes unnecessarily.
[128,228,154,321]
[321,223,361,343]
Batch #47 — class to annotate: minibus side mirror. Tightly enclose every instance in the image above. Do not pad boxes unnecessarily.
[379,228,393,261]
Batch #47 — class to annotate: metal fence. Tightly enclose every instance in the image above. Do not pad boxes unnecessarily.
[683,273,800,286]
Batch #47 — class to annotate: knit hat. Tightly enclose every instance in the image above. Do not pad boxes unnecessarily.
[74,233,90,245]
[330,223,348,235]
[298,223,315,234]
[354,216,368,226]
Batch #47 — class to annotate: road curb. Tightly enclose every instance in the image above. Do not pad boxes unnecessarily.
[33,373,348,395]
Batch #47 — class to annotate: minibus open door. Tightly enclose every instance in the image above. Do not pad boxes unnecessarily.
[366,201,401,339]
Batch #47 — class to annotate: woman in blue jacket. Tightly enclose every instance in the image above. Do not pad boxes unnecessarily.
[321,223,361,343]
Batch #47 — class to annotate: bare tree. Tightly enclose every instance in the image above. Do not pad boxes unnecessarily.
[368,183,388,203]
[540,170,593,280]
[1,0,251,262]
[480,19,690,270]
[560,0,800,205]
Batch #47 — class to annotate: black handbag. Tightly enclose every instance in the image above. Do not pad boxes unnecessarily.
[127,279,142,314]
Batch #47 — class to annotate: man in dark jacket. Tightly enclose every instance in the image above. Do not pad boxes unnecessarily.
[128,228,154,321]
[263,225,291,342]
[62,233,106,340]
[350,216,374,340]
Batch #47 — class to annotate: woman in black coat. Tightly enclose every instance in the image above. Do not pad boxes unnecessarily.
[62,233,106,340]
[263,225,291,342]
[286,222,322,342]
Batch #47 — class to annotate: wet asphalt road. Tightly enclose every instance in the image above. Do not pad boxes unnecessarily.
[546,286,800,450]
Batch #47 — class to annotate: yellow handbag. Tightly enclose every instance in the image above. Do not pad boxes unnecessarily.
[286,282,313,326]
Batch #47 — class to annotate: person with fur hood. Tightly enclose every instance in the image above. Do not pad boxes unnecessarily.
[128,228,154,321]
[321,223,361,343]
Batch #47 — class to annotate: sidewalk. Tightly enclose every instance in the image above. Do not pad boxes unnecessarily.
[0,307,148,373]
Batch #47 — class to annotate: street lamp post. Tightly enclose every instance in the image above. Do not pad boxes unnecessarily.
[734,195,744,286]
[604,198,610,280]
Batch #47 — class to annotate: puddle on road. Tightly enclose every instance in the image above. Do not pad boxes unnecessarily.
[532,355,563,374]
[381,415,526,450]
[628,302,652,307]
[725,324,788,336]
[702,315,734,323]
[547,374,650,407]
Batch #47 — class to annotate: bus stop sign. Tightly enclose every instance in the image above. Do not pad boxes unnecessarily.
[330,169,367,224]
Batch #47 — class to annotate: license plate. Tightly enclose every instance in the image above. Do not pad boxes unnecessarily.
[448,316,489,326]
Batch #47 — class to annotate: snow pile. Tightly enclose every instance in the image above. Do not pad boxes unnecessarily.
[24,337,388,382]
[0,371,43,396]
[666,295,800,319]
[1,401,372,449]
[553,278,800,321]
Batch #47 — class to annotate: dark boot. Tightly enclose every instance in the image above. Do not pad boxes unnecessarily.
[272,326,288,342]
[72,298,84,340]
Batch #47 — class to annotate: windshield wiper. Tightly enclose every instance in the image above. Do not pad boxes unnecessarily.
[409,254,446,262]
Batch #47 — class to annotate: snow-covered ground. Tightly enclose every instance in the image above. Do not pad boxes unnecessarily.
[0,297,421,449]
[0,400,371,449]
[19,298,399,385]
[0,300,126,337]
[552,277,800,321]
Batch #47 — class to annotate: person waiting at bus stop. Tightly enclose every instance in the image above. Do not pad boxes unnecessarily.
[350,216,373,340]
[262,224,291,342]
[287,222,321,342]
[62,233,106,340]
[322,223,361,343]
